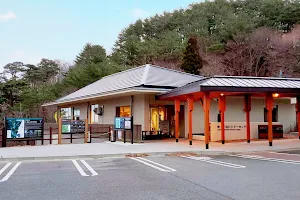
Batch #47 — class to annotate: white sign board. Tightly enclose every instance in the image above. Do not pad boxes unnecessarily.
[159,120,169,134]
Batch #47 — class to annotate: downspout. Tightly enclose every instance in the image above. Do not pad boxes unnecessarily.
[130,95,134,116]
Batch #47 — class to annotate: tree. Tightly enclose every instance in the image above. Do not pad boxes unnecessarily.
[4,62,25,79]
[64,43,124,90]
[181,36,203,75]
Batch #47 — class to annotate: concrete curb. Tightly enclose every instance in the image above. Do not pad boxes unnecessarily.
[0,151,229,162]
[1,147,300,162]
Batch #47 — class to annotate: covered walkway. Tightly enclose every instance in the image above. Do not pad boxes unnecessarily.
[157,76,300,149]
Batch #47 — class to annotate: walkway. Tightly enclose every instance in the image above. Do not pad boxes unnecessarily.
[0,139,299,160]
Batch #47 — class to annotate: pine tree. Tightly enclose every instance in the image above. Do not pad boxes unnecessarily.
[181,36,203,75]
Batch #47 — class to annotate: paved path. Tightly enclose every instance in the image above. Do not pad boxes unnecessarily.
[0,153,300,200]
[0,139,300,160]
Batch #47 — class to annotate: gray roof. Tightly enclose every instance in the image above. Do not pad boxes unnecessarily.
[202,76,300,88]
[158,76,300,99]
[56,64,202,103]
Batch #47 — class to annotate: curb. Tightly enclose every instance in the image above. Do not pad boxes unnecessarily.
[1,147,300,162]
[0,150,229,162]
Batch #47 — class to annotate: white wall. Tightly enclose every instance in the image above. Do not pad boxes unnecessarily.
[185,97,296,139]
[73,95,147,129]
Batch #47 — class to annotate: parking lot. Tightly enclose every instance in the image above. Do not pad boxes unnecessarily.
[0,151,300,200]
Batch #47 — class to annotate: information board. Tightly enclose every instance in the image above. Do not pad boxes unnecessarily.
[6,118,43,139]
[62,120,85,133]
[114,117,132,130]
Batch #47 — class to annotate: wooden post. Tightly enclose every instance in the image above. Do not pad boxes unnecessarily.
[219,96,226,144]
[204,92,210,149]
[244,95,251,143]
[188,97,194,145]
[266,93,274,146]
[84,118,88,143]
[58,117,62,144]
[175,99,180,142]
[296,96,300,140]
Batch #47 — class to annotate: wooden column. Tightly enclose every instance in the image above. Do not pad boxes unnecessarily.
[219,96,226,144]
[204,92,210,149]
[57,106,62,144]
[175,99,180,142]
[188,97,194,145]
[84,118,88,143]
[266,93,274,146]
[296,96,300,140]
[244,95,251,143]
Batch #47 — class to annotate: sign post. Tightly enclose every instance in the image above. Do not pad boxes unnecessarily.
[114,116,133,144]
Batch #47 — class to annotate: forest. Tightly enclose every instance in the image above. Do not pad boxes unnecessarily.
[1,0,300,121]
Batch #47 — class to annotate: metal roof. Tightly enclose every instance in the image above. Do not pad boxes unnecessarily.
[54,64,202,104]
[158,76,300,99]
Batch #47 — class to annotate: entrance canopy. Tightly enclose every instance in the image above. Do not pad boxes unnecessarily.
[157,75,300,149]
[157,76,300,100]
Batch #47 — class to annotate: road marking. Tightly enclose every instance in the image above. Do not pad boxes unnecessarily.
[0,162,21,182]
[130,157,176,172]
[269,152,300,157]
[80,160,98,176]
[230,154,300,165]
[136,157,177,172]
[72,160,89,176]
[0,163,12,176]
[182,156,246,169]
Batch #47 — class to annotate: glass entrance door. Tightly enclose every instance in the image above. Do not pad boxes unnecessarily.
[150,106,166,131]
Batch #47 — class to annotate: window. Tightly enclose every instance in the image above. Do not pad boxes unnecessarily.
[73,108,80,120]
[264,105,278,122]
[61,107,72,119]
[116,106,131,117]
[91,104,99,124]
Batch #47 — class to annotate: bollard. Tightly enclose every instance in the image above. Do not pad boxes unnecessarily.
[89,126,92,143]
[50,127,52,145]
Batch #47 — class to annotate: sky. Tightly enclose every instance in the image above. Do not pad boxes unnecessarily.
[0,0,199,70]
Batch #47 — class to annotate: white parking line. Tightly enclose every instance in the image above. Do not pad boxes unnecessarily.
[0,163,12,176]
[269,152,300,157]
[137,157,177,172]
[72,160,89,176]
[80,160,98,176]
[0,162,21,182]
[182,156,246,169]
[230,154,300,165]
[130,157,176,172]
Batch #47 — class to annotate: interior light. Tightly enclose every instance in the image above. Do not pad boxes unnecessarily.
[272,93,279,98]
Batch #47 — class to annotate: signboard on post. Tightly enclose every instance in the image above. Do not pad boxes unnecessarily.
[114,117,132,130]
[62,120,85,134]
[113,116,133,143]
[5,118,44,139]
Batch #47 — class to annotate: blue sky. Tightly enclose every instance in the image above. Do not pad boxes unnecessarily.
[0,0,199,70]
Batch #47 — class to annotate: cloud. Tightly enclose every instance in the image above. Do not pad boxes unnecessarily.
[0,11,16,22]
[131,8,149,19]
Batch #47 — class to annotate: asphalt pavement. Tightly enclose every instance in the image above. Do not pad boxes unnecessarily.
[0,152,300,200]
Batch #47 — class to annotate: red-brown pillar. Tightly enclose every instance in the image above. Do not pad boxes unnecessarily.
[219,96,226,144]
[204,92,210,149]
[296,96,300,140]
[175,99,180,142]
[266,93,274,146]
[244,95,251,143]
[188,97,194,145]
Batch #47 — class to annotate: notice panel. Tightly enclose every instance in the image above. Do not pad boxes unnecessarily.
[6,118,43,139]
